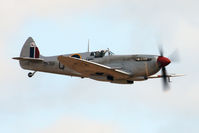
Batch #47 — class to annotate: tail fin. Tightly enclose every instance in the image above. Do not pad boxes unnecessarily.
[20,37,40,58]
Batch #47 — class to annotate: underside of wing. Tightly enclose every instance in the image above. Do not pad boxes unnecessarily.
[148,74,184,79]
[58,56,131,79]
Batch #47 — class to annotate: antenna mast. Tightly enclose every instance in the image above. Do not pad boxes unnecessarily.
[88,39,90,52]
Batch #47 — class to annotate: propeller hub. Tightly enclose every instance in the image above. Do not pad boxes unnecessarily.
[157,56,171,67]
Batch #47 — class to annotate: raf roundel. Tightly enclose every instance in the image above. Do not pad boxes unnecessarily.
[71,53,81,59]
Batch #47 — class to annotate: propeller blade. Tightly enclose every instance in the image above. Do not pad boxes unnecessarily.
[158,45,164,57]
[169,49,180,62]
[161,67,170,90]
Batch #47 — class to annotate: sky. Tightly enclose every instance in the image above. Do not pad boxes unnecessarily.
[0,0,199,133]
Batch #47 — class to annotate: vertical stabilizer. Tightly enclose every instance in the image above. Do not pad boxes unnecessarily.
[20,37,40,58]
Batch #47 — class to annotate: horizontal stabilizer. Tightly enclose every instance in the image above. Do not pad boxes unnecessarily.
[13,57,44,62]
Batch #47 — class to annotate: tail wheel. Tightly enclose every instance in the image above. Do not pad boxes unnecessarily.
[28,71,37,78]
[28,72,33,77]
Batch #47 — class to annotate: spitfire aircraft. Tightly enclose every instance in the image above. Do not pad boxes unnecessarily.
[13,37,183,90]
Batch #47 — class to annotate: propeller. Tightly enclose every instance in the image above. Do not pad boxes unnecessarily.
[157,46,171,90]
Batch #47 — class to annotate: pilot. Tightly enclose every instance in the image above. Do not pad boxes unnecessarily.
[100,50,105,57]
[94,50,105,58]
[94,51,101,57]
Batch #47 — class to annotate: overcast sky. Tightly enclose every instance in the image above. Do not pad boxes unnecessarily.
[0,0,199,133]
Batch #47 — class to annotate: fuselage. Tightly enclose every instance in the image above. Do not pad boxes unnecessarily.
[20,51,161,83]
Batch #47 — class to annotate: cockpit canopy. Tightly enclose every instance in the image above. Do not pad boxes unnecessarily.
[90,49,114,58]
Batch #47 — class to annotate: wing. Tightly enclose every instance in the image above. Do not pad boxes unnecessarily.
[58,56,131,79]
[148,74,184,79]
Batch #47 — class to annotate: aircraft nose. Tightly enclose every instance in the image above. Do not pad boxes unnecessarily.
[157,56,171,67]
